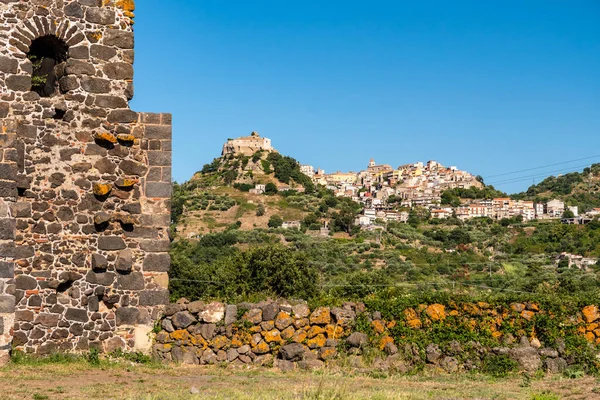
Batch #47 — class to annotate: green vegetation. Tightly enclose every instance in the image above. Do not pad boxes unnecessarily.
[512,163,600,212]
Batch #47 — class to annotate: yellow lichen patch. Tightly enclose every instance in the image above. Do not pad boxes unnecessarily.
[93,183,112,196]
[387,320,396,329]
[426,304,446,321]
[116,0,135,12]
[511,303,526,312]
[211,335,228,349]
[115,178,138,188]
[262,329,282,344]
[291,329,307,343]
[275,311,293,330]
[306,333,326,349]
[117,134,136,144]
[294,318,309,329]
[407,318,422,329]
[281,326,295,340]
[325,324,343,339]
[252,341,270,354]
[319,347,336,360]
[583,305,600,323]
[307,325,325,339]
[190,334,208,349]
[585,331,595,343]
[492,331,503,338]
[449,310,459,317]
[170,329,191,344]
[371,320,385,334]
[231,335,243,348]
[521,310,535,321]
[249,325,262,333]
[589,323,599,332]
[114,213,138,225]
[404,308,418,321]
[95,132,117,144]
[378,336,394,351]
[309,307,331,325]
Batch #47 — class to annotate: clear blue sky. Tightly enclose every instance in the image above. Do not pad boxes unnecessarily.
[130,0,600,193]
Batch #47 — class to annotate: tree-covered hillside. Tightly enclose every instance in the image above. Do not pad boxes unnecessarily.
[512,163,600,212]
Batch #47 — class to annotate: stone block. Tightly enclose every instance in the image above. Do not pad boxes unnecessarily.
[117,272,145,290]
[98,236,126,250]
[65,308,89,323]
[104,29,134,49]
[143,253,171,272]
[0,261,14,279]
[116,307,140,326]
[0,295,15,313]
[0,218,15,240]
[139,290,169,306]
[145,182,171,198]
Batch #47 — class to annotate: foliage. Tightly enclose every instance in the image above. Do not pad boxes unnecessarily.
[169,238,318,301]
[266,152,315,193]
[265,182,278,195]
[481,354,518,377]
[268,215,283,228]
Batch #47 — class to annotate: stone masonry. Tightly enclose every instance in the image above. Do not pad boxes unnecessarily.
[0,0,171,364]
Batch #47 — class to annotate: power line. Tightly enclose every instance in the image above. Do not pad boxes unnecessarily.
[483,155,600,179]
[487,163,595,186]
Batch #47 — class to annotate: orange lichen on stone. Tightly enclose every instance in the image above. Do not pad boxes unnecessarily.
[170,329,191,343]
[275,311,293,330]
[511,303,526,312]
[371,320,385,334]
[492,331,503,338]
[191,334,208,349]
[378,336,394,351]
[583,305,600,323]
[95,132,118,144]
[325,324,343,339]
[292,329,307,343]
[211,335,228,349]
[585,331,595,343]
[249,325,262,333]
[115,178,138,188]
[387,320,397,329]
[252,341,270,354]
[521,310,535,321]
[281,326,295,340]
[116,0,135,12]
[307,333,326,349]
[449,310,459,317]
[426,304,446,321]
[309,307,331,325]
[262,329,282,343]
[319,347,337,360]
[117,133,136,143]
[407,318,422,329]
[230,335,243,347]
[587,323,598,332]
[404,308,418,321]
[307,325,325,339]
[93,183,112,196]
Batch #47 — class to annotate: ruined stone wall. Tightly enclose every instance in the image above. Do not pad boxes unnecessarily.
[0,0,171,362]
[154,300,598,374]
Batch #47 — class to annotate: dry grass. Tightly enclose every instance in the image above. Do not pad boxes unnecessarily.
[1,361,600,400]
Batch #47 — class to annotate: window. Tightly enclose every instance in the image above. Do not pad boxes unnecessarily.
[26,35,69,97]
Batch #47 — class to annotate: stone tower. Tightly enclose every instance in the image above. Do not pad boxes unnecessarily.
[0,1,172,363]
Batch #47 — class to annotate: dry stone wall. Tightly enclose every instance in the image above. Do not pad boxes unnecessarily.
[154,299,599,374]
[0,0,171,363]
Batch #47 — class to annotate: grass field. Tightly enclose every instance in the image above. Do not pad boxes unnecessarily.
[1,359,599,400]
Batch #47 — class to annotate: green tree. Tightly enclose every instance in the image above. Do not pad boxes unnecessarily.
[256,203,265,217]
[265,182,278,195]
[562,209,575,219]
[268,215,283,228]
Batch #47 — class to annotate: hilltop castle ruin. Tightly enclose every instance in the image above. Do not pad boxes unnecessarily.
[0,0,171,364]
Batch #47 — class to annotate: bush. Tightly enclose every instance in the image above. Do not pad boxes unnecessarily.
[268,215,283,228]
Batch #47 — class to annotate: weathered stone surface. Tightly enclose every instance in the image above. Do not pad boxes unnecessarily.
[116,307,140,326]
[98,236,126,250]
[347,332,368,348]
[104,29,134,49]
[143,253,170,272]
[116,249,133,273]
[280,343,305,361]
[262,303,279,321]
[171,311,197,329]
[509,346,542,372]
[199,303,225,323]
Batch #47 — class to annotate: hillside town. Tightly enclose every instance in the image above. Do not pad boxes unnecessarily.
[223,133,597,228]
